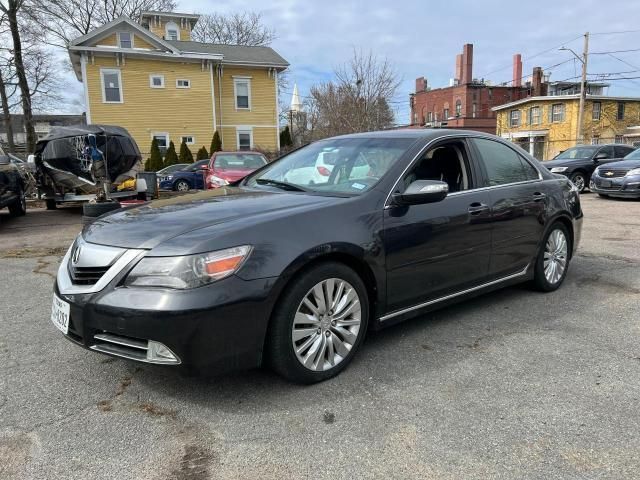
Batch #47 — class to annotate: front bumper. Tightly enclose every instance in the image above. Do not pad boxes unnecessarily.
[591,173,640,198]
[54,244,280,375]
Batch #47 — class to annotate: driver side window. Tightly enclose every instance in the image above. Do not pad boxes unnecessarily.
[402,140,473,193]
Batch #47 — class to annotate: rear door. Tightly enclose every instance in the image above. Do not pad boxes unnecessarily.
[469,138,546,278]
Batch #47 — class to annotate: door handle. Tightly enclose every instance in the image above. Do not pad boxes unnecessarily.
[532,192,546,202]
[468,202,489,215]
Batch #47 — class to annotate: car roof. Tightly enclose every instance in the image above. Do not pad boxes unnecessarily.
[213,151,264,155]
[572,144,632,148]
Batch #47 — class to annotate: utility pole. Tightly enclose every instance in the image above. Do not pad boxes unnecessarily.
[560,32,589,144]
[577,32,589,144]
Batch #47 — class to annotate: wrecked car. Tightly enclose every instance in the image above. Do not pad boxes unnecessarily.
[34,125,147,211]
[0,145,27,217]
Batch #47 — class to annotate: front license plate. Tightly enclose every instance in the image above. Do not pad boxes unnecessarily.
[601,180,612,187]
[51,294,70,335]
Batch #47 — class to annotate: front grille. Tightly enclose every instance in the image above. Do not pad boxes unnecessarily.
[68,264,110,285]
[598,168,628,178]
[595,183,622,191]
[91,333,149,362]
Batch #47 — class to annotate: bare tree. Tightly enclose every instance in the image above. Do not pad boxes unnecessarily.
[191,12,275,46]
[29,0,176,47]
[304,50,399,141]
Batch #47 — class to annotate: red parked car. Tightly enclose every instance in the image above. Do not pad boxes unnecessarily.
[206,152,268,189]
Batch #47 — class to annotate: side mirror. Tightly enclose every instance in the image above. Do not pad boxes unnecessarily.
[27,154,35,164]
[594,152,609,161]
[392,180,449,206]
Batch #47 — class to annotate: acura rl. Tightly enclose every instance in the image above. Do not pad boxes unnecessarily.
[51,130,583,383]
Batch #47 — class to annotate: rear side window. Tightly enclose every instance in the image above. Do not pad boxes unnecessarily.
[471,138,539,186]
[614,145,633,158]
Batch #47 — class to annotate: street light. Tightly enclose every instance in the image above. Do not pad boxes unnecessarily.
[559,33,589,144]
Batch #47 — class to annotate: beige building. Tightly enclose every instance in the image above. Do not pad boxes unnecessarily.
[493,95,640,160]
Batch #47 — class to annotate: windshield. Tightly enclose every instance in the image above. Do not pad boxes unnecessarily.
[183,161,208,172]
[245,137,414,195]
[555,146,598,160]
[624,148,640,159]
[215,154,267,170]
[158,164,187,174]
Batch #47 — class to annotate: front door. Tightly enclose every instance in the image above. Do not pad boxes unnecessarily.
[469,137,546,277]
[383,139,492,313]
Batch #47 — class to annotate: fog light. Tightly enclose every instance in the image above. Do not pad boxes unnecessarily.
[147,341,180,364]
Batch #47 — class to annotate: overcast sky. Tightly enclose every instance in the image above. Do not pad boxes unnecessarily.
[60,0,640,123]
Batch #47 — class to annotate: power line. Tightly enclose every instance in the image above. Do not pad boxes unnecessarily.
[591,29,640,36]
[590,48,640,55]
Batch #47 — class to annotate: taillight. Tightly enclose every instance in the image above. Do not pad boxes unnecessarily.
[317,166,330,176]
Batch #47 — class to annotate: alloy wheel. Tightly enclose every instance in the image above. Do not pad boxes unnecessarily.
[292,278,362,371]
[176,181,189,191]
[543,229,568,285]
[571,174,585,192]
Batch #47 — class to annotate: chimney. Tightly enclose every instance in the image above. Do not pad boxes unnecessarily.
[415,76,426,93]
[512,54,522,87]
[532,67,543,96]
[455,54,463,84]
[461,44,473,85]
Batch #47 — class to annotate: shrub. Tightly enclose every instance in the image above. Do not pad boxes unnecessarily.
[196,146,209,160]
[145,138,163,171]
[164,141,179,167]
[209,131,222,154]
[178,140,194,163]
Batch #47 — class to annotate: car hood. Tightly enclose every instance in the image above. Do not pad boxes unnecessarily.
[212,168,255,181]
[82,187,336,250]
[598,159,640,169]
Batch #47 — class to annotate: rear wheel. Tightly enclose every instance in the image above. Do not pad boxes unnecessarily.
[267,262,369,383]
[569,172,586,193]
[174,180,190,192]
[532,223,571,292]
[8,187,26,217]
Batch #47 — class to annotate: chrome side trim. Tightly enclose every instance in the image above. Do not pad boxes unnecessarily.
[57,238,146,295]
[379,265,530,322]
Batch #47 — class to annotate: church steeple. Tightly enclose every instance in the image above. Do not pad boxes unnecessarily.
[290,83,303,113]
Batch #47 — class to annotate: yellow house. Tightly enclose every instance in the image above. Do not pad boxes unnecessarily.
[67,11,288,157]
[493,95,640,160]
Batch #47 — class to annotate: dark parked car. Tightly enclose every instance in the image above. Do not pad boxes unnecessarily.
[543,144,635,193]
[51,130,583,383]
[157,159,209,191]
[0,149,27,217]
[155,163,188,177]
[590,147,640,198]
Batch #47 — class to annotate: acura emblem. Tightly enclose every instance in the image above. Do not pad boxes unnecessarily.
[72,246,82,264]
[604,171,614,176]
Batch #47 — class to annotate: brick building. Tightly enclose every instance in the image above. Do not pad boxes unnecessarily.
[409,44,547,133]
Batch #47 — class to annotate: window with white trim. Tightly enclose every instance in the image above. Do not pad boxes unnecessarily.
[149,74,164,88]
[152,133,169,153]
[615,135,624,144]
[176,79,191,89]
[592,101,601,121]
[551,103,565,122]
[181,136,195,145]
[591,135,600,145]
[234,78,251,109]
[118,32,132,49]
[236,129,252,151]
[165,21,179,41]
[529,106,540,125]
[101,69,122,103]
[509,110,520,127]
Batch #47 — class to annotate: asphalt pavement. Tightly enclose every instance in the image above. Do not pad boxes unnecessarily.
[0,194,638,479]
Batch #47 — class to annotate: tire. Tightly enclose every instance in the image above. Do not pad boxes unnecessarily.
[532,222,571,292]
[45,199,57,210]
[569,172,587,193]
[8,187,26,217]
[598,193,610,198]
[266,262,369,384]
[83,200,121,218]
[174,180,190,192]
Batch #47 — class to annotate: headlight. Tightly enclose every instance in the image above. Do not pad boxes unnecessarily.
[125,245,252,289]
[625,168,640,177]
[209,175,229,186]
[550,167,568,173]
[160,175,173,181]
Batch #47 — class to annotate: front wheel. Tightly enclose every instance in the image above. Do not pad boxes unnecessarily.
[8,187,26,217]
[174,180,190,192]
[266,262,369,383]
[532,223,571,292]
[570,172,586,193]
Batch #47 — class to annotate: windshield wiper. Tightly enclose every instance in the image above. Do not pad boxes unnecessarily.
[255,178,307,192]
